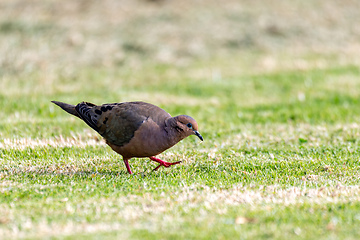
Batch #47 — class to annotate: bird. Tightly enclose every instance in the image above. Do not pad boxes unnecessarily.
[51,101,203,174]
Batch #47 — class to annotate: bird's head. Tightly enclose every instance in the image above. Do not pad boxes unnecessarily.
[172,115,203,141]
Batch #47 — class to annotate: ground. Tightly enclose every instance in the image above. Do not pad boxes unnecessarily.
[1,0,360,239]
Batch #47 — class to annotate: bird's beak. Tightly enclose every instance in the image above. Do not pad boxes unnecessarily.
[194,131,203,141]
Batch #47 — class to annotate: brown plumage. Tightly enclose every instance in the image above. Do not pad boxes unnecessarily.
[51,101,203,174]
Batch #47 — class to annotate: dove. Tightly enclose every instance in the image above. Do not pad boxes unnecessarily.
[51,101,203,174]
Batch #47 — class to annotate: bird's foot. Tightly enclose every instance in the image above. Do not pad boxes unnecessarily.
[149,156,182,171]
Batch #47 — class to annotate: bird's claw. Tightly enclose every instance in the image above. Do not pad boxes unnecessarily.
[152,161,182,171]
[149,156,182,171]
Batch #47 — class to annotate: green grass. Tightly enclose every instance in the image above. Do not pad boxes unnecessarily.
[2,62,360,239]
[2,0,360,239]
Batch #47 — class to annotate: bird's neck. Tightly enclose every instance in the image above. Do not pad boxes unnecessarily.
[165,117,176,128]
[164,117,187,144]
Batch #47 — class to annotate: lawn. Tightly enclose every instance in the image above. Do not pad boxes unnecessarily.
[1,0,360,239]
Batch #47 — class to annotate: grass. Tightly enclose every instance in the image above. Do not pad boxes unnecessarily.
[1,0,360,239]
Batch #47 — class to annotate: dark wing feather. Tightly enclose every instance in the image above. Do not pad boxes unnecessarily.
[75,102,100,132]
[98,103,144,146]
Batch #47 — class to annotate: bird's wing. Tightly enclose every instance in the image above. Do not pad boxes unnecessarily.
[75,101,171,147]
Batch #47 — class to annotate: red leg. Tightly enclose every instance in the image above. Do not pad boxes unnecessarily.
[149,156,182,171]
[123,158,132,174]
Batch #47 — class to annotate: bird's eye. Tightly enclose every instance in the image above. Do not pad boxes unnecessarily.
[187,123,193,129]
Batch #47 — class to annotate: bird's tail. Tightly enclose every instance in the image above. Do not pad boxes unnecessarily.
[51,101,80,118]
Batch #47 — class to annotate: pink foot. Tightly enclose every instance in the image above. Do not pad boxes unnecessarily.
[149,156,182,171]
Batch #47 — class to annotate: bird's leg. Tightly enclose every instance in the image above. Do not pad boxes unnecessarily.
[123,158,132,174]
[149,156,182,171]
